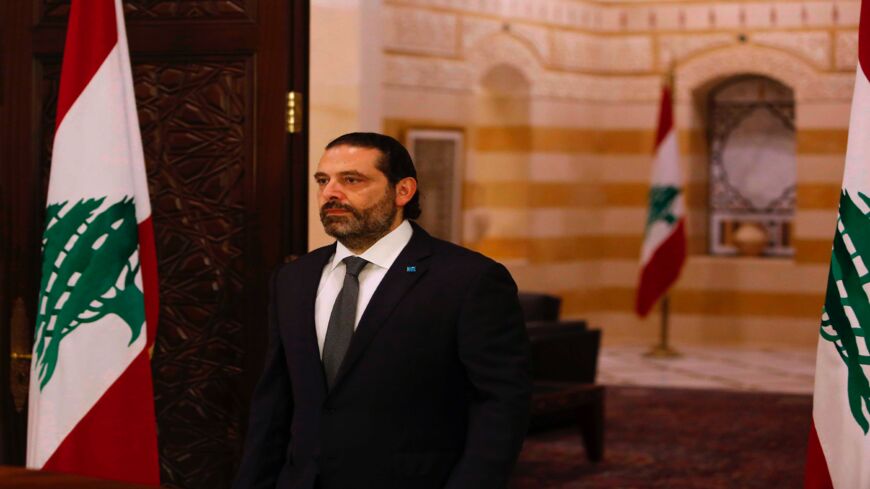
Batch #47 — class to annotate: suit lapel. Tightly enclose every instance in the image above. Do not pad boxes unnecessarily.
[330,224,433,392]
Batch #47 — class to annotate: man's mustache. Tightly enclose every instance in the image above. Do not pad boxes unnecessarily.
[320,201,360,218]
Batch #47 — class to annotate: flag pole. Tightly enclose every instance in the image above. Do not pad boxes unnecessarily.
[645,61,681,359]
[646,295,680,357]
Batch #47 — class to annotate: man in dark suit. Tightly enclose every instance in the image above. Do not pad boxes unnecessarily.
[234,132,531,489]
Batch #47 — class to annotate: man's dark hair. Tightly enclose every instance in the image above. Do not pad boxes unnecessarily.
[325,132,421,220]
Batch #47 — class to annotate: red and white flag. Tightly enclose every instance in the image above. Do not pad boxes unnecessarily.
[806,2,870,488]
[26,0,160,484]
[635,81,687,317]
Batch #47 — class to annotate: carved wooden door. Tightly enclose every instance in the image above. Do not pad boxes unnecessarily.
[0,2,309,488]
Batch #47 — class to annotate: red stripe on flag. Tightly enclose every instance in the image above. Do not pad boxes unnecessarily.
[138,218,159,349]
[653,86,673,149]
[635,219,686,317]
[861,0,870,80]
[55,0,118,129]
[42,350,160,485]
[805,421,834,489]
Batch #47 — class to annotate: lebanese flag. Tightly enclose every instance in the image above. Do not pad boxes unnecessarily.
[635,82,687,317]
[26,0,160,484]
[806,2,870,488]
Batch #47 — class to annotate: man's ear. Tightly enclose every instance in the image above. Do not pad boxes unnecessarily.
[394,177,417,207]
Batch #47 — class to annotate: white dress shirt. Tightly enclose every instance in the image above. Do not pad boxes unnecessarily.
[314,220,413,356]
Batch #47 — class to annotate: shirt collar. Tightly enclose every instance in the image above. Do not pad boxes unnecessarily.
[329,220,413,272]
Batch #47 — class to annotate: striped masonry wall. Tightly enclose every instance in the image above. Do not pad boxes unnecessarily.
[374,0,858,348]
[384,86,849,348]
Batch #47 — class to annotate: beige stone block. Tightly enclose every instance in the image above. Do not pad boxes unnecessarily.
[743,3,774,28]
[511,23,551,63]
[465,152,530,182]
[793,209,839,239]
[462,207,647,239]
[597,7,622,31]
[659,33,734,66]
[796,101,852,129]
[383,87,474,123]
[802,2,836,28]
[836,1,861,27]
[654,5,683,31]
[835,30,859,71]
[529,100,659,129]
[383,54,471,91]
[682,5,714,30]
[460,17,501,54]
[751,31,831,69]
[384,5,458,57]
[623,6,653,31]
[797,155,847,184]
[551,30,653,73]
[774,3,805,29]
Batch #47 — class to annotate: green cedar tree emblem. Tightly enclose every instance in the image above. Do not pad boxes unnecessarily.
[646,186,681,230]
[821,190,870,434]
[34,197,145,391]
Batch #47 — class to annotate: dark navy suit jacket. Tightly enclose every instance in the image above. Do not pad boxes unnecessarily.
[233,223,531,489]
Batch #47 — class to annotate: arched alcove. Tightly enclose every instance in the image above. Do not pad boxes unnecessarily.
[706,75,796,257]
[674,45,818,257]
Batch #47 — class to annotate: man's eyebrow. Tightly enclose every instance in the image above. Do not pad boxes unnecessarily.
[313,170,369,179]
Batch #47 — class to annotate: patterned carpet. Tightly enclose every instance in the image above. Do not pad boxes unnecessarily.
[510,386,812,489]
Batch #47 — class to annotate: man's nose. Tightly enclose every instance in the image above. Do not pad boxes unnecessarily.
[321,180,344,201]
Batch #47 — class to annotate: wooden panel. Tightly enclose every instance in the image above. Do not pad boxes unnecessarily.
[136,59,253,487]
[1,1,309,488]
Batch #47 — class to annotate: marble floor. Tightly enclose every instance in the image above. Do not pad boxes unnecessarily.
[598,345,817,394]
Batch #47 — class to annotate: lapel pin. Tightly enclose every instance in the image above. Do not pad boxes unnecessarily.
[406,266,416,273]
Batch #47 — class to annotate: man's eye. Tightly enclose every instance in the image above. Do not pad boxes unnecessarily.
[344,177,359,184]
[315,178,328,186]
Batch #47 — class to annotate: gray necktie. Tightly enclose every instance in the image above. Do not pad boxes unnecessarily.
[322,256,369,390]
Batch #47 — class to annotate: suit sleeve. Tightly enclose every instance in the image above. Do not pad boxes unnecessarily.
[233,267,294,489]
[445,262,532,489]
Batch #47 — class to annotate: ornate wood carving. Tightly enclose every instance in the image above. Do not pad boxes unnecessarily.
[137,59,251,489]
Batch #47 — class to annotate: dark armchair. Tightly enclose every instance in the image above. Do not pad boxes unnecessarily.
[518,292,605,462]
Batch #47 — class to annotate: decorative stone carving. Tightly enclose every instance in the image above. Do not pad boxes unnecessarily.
[386,28,661,102]
[461,17,503,53]
[466,33,543,89]
[659,34,735,67]
[751,31,831,69]
[384,54,473,91]
[462,17,548,63]
[676,44,853,103]
[384,5,458,57]
[511,24,551,64]
[385,0,852,33]
[836,31,860,71]
[537,72,659,102]
[551,30,652,73]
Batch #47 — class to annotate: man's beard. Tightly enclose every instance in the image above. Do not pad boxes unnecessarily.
[320,189,398,252]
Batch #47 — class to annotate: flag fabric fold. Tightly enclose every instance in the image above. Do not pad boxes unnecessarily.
[635,82,687,317]
[26,0,160,484]
[806,1,870,488]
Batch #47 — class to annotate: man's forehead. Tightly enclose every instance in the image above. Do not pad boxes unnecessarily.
[317,145,382,172]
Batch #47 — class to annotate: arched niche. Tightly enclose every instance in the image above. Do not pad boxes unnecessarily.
[706,75,796,257]
[464,37,537,254]
[674,45,819,256]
